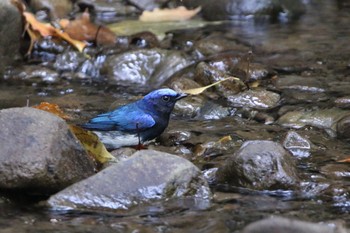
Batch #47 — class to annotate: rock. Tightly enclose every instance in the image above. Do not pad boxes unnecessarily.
[76,0,139,21]
[0,107,95,194]
[241,216,347,233]
[275,75,327,92]
[48,150,211,210]
[227,89,280,110]
[101,49,193,88]
[335,96,350,109]
[182,0,305,21]
[3,65,59,84]
[0,0,22,75]
[29,0,73,20]
[283,131,311,158]
[277,108,350,138]
[216,140,299,190]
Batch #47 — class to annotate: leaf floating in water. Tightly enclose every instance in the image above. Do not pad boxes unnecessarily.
[107,19,223,41]
[69,125,115,164]
[33,102,70,120]
[139,6,201,22]
[183,76,242,95]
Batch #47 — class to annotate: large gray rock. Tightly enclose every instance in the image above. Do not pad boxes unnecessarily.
[48,150,211,210]
[0,0,22,75]
[101,49,193,88]
[241,216,347,233]
[216,140,299,190]
[0,107,95,193]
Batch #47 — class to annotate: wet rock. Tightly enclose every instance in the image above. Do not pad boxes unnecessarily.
[76,0,139,22]
[182,0,305,21]
[283,131,311,158]
[216,140,299,190]
[227,89,280,110]
[0,0,22,75]
[48,150,211,210]
[241,216,347,233]
[275,75,327,92]
[194,36,247,57]
[128,0,167,10]
[3,65,60,84]
[173,95,204,118]
[335,96,350,109]
[281,90,329,104]
[30,0,73,20]
[158,129,191,147]
[336,115,350,139]
[195,62,246,96]
[199,101,230,120]
[0,107,95,194]
[277,108,350,138]
[53,50,87,72]
[101,49,193,88]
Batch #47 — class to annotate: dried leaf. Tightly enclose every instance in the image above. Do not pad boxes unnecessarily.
[69,125,115,164]
[33,102,70,120]
[183,76,242,95]
[338,157,350,163]
[22,11,87,53]
[139,6,201,22]
[59,11,117,45]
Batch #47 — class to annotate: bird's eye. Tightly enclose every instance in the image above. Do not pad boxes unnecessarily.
[162,95,170,102]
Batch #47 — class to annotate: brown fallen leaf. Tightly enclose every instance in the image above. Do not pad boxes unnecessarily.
[33,102,70,120]
[59,10,117,45]
[69,125,115,164]
[15,2,87,53]
[139,6,201,22]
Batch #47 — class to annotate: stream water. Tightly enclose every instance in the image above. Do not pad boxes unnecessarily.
[0,1,350,232]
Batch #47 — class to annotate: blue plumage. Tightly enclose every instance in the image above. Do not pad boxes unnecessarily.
[81,88,187,149]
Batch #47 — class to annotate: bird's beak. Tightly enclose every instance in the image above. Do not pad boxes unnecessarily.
[176,93,188,100]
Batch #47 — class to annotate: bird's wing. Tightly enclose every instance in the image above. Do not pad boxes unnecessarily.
[82,107,155,132]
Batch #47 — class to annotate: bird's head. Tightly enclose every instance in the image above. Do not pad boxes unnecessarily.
[141,88,187,115]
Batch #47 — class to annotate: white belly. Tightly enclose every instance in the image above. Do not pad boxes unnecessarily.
[93,131,140,150]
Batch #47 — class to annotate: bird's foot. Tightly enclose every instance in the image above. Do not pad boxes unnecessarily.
[134,143,147,150]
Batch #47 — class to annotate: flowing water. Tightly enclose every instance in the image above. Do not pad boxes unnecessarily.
[1,1,350,232]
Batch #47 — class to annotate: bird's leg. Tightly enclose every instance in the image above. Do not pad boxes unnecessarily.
[135,122,146,150]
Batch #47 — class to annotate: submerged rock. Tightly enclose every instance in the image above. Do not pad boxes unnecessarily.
[241,216,347,233]
[283,131,311,158]
[101,49,193,88]
[216,140,299,190]
[48,150,211,210]
[277,108,350,138]
[0,107,95,194]
[227,89,280,110]
[182,0,305,21]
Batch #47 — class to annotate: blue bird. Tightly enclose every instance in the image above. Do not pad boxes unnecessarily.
[81,88,187,149]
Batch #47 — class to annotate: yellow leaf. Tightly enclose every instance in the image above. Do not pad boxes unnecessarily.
[183,76,242,95]
[139,6,201,22]
[69,125,115,164]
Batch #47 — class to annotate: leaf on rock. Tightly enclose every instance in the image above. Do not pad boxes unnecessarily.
[139,6,201,22]
[69,125,115,164]
[59,11,117,45]
[33,102,70,120]
[183,76,243,95]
